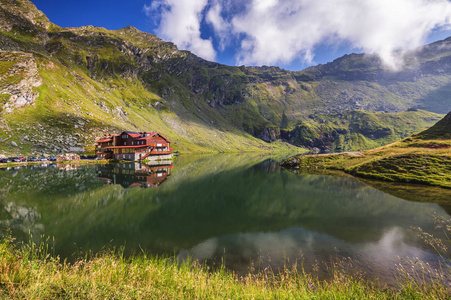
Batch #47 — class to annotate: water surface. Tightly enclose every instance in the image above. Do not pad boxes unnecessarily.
[0,155,449,285]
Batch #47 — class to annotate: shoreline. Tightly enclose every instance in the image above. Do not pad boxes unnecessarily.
[282,148,451,189]
[0,159,110,168]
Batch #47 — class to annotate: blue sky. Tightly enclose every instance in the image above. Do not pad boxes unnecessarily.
[32,0,451,71]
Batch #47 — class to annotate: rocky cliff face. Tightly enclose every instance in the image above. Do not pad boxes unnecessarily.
[0,0,449,154]
[0,52,41,112]
[0,0,51,32]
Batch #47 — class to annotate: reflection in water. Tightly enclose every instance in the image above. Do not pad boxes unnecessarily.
[0,155,449,285]
[179,226,437,284]
[57,163,79,171]
[96,162,173,189]
[0,202,44,241]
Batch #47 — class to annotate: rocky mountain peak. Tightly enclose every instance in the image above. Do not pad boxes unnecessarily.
[0,0,53,32]
[120,25,139,33]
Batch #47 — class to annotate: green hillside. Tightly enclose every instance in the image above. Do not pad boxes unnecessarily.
[0,0,449,154]
[414,111,451,140]
[282,112,451,188]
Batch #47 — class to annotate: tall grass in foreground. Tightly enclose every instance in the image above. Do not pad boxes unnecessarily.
[0,220,449,299]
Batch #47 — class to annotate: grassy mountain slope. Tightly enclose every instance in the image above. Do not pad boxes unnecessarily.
[413,110,451,140]
[0,0,449,154]
[282,111,451,188]
[0,0,301,154]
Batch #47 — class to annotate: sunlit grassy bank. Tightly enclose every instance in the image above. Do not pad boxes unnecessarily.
[282,139,451,188]
[282,112,451,188]
[0,236,449,299]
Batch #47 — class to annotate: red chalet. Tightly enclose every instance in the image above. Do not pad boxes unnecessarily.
[95,131,173,161]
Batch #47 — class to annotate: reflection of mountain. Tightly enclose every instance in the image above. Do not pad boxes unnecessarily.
[0,202,44,241]
[136,164,447,250]
[96,162,173,189]
[0,155,449,265]
[357,178,451,214]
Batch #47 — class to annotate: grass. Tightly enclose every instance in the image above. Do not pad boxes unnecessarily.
[282,137,451,188]
[1,1,450,156]
[0,48,304,156]
[0,233,449,299]
[0,11,447,156]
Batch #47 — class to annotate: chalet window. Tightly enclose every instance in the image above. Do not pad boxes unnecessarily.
[132,141,134,145]
[124,142,126,145]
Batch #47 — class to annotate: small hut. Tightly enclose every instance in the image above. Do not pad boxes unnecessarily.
[56,153,80,162]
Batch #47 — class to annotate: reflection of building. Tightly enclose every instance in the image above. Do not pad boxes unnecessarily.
[96,162,173,188]
[57,153,80,162]
[95,131,172,161]
[57,163,79,171]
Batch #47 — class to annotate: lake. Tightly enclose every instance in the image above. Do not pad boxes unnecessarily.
[0,154,450,286]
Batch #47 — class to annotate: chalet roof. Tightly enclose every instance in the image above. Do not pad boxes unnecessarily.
[135,132,158,140]
[135,133,171,143]
[124,131,141,138]
[96,138,113,143]
[100,131,170,143]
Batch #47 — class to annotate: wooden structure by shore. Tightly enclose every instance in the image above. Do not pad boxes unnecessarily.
[95,131,173,161]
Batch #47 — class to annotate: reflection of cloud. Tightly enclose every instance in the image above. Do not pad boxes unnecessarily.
[363,227,428,260]
[179,228,333,270]
[373,227,404,254]
[179,226,439,282]
[179,238,218,260]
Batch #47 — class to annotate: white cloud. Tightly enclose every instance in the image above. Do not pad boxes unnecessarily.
[231,0,451,69]
[146,0,451,69]
[205,1,231,51]
[147,0,216,61]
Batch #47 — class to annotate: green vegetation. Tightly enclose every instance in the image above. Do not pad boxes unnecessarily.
[0,0,450,156]
[0,234,449,299]
[282,112,451,188]
[0,60,15,75]
[414,112,451,140]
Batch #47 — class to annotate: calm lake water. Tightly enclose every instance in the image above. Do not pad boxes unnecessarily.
[0,154,450,285]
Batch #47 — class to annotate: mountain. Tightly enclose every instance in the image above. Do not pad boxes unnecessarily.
[282,111,451,188]
[0,0,449,154]
[414,111,451,140]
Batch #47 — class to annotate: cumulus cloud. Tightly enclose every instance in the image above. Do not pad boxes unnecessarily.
[145,0,216,61]
[205,1,231,51]
[146,0,451,69]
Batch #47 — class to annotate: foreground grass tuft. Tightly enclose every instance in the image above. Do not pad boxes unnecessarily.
[0,236,449,299]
